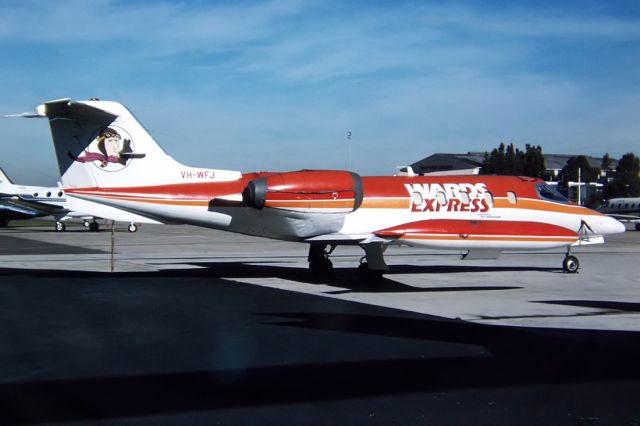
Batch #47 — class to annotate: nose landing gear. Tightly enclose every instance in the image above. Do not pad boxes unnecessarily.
[562,244,580,273]
[562,254,580,273]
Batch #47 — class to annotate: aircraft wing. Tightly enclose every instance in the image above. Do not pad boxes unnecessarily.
[0,198,50,218]
[0,195,67,216]
[305,233,390,245]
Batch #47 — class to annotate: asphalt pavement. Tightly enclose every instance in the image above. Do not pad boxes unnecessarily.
[0,221,639,425]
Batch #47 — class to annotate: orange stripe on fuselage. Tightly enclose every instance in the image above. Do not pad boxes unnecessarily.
[360,198,411,209]
[265,199,355,209]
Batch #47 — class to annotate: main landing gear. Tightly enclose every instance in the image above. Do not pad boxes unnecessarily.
[562,247,579,273]
[82,220,99,231]
[55,221,66,232]
[83,220,100,232]
[307,242,389,278]
[83,221,137,232]
[308,244,335,274]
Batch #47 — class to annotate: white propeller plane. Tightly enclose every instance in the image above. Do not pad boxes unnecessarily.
[26,98,625,274]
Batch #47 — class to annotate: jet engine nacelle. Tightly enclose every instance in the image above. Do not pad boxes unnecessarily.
[243,170,364,216]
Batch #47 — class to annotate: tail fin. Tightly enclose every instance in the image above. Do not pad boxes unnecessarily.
[0,167,16,192]
[41,99,241,188]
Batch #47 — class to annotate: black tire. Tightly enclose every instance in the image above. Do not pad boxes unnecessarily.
[0,219,8,228]
[89,222,100,232]
[310,258,333,274]
[128,223,138,233]
[562,255,579,273]
[55,222,66,232]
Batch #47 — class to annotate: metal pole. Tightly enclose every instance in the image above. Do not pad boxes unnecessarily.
[110,220,115,273]
[577,167,581,206]
[347,131,352,170]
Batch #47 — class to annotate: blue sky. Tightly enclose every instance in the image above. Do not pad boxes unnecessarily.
[1,0,639,184]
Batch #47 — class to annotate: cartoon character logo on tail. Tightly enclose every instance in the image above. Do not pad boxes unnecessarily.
[71,126,143,172]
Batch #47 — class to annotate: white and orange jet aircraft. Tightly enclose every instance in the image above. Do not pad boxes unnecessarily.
[29,98,624,274]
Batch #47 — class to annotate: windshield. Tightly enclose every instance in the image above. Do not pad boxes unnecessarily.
[536,184,569,204]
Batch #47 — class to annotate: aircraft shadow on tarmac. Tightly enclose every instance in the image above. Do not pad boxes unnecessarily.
[0,261,531,294]
[0,265,639,424]
[189,261,533,293]
[2,307,640,424]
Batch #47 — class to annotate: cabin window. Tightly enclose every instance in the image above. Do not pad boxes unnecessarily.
[436,191,447,206]
[459,191,470,204]
[33,193,38,197]
[507,191,517,204]
[57,191,63,197]
[412,192,423,206]
[484,191,494,207]
[536,184,569,204]
[46,192,51,197]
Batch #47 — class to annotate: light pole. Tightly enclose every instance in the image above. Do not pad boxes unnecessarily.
[347,131,352,170]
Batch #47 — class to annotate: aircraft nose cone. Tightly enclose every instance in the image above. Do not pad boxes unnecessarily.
[611,217,627,234]
[592,215,626,235]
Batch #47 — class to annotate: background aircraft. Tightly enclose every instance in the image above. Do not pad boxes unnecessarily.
[0,167,149,232]
[0,167,69,229]
[31,98,625,274]
[598,197,640,231]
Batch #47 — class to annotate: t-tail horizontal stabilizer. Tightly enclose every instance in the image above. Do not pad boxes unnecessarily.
[39,98,241,189]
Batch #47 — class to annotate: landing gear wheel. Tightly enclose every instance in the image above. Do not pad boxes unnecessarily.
[127,223,138,233]
[310,258,333,274]
[562,255,579,273]
[635,223,640,231]
[0,219,8,228]
[88,221,100,232]
[83,220,90,228]
[55,221,66,232]
[308,244,335,275]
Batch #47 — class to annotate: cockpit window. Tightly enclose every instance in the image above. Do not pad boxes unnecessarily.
[536,184,569,204]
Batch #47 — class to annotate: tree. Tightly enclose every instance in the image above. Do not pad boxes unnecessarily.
[604,152,640,198]
[483,143,506,175]
[559,156,601,208]
[601,153,612,172]
[559,156,600,186]
[482,142,546,178]
[523,144,546,179]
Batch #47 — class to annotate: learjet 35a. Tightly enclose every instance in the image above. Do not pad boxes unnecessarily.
[29,98,624,274]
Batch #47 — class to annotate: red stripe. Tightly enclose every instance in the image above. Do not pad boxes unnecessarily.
[376,219,577,238]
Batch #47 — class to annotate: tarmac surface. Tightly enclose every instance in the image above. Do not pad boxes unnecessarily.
[0,220,639,425]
